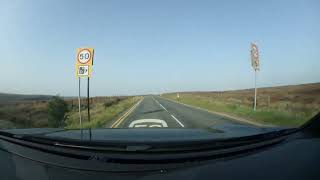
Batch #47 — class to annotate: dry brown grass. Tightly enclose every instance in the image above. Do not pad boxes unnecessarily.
[0,96,133,129]
[0,101,49,128]
[184,83,320,115]
[165,83,320,126]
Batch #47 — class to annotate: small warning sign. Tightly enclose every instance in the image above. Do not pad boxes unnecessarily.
[77,65,89,76]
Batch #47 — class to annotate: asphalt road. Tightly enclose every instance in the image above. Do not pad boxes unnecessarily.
[111,96,252,129]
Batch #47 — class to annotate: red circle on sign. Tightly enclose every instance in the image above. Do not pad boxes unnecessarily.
[77,49,91,64]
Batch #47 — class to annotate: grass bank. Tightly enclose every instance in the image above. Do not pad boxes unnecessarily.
[66,97,141,129]
[163,94,318,127]
[0,101,49,129]
[0,96,140,129]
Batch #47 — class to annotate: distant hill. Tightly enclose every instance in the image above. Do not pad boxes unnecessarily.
[0,93,53,104]
[177,83,320,94]
[165,82,320,107]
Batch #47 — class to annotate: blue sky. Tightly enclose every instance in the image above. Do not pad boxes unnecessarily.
[0,0,319,96]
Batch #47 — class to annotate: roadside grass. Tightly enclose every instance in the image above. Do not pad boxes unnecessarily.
[66,97,140,129]
[0,119,16,129]
[0,101,49,129]
[0,96,140,129]
[163,94,318,127]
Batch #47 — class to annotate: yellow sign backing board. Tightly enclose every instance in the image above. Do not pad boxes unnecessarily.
[76,48,94,77]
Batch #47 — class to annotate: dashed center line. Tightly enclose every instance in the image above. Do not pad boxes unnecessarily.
[170,115,185,127]
[152,97,185,128]
[159,104,168,112]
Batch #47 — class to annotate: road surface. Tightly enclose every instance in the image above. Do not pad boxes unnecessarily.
[110,96,253,128]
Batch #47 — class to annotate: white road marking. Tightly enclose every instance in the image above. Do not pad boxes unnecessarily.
[152,97,185,128]
[134,124,147,128]
[149,125,162,127]
[129,119,168,128]
[159,103,168,112]
[170,115,185,127]
[153,97,169,112]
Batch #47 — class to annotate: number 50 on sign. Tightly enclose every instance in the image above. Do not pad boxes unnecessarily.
[75,48,94,77]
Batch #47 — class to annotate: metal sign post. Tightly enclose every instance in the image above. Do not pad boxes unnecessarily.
[254,69,257,111]
[251,43,260,111]
[78,77,82,128]
[87,76,92,140]
[75,48,94,128]
[87,77,90,123]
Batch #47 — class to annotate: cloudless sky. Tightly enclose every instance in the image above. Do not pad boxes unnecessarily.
[0,0,319,96]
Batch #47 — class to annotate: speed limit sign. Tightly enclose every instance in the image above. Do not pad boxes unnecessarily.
[75,48,94,77]
[78,49,91,64]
